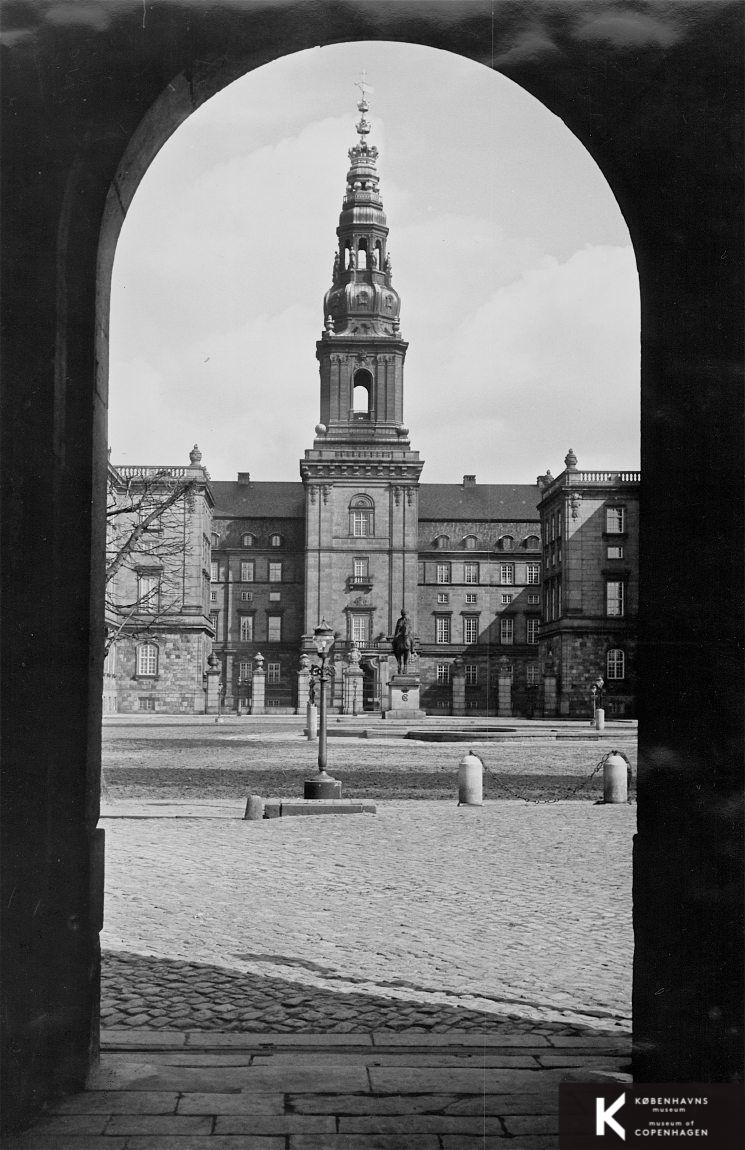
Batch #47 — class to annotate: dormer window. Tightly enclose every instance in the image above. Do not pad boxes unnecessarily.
[463,535,478,550]
[269,533,283,548]
[499,535,514,551]
[211,532,220,547]
[434,535,450,550]
[524,534,540,550]
[241,533,256,548]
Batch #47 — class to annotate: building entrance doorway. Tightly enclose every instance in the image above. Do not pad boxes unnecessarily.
[361,657,379,712]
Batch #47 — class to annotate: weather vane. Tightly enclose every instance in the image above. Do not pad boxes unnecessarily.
[354,69,370,105]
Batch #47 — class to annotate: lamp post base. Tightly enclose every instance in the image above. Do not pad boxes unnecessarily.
[304,772,342,800]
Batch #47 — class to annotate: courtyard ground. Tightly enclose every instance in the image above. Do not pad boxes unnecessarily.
[6,718,635,1147]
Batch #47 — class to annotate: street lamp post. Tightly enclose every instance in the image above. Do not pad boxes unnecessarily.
[304,619,342,800]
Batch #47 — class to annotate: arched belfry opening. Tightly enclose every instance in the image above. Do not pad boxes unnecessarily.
[352,368,372,417]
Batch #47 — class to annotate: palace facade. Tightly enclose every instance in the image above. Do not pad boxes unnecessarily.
[106,97,639,719]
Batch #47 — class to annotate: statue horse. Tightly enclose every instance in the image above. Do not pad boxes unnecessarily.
[392,613,416,675]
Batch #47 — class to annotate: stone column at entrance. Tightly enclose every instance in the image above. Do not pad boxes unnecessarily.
[250,652,265,715]
[342,644,364,715]
[205,653,221,715]
[497,658,513,718]
[451,657,465,716]
[296,653,311,715]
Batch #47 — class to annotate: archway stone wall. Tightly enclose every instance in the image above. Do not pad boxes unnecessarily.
[2,1,742,1132]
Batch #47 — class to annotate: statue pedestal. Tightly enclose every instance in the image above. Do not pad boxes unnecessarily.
[384,674,425,719]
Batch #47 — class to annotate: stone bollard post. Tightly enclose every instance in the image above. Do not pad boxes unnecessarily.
[458,750,483,807]
[306,701,318,741]
[602,751,628,804]
[243,794,265,820]
[595,706,605,731]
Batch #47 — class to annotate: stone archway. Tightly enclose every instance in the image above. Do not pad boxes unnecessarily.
[2,1,742,1132]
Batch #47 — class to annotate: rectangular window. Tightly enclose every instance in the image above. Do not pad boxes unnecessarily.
[465,592,477,604]
[526,617,540,645]
[268,561,282,583]
[240,560,254,582]
[527,563,541,585]
[436,662,451,685]
[436,563,451,584]
[138,573,159,610]
[417,561,425,584]
[269,591,281,601]
[606,580,626,617]
[463,616,479,644]
[210,590,217,602]
[464,663,478,686]
[500,617,514,645]
[138,697,156,712]
[267,614,282,642]
[528,593,540,604]
[351,614,370,643]
[239,660,251,681]
[351,510,372,536]
[240,591,253,601]
[353,557,369,580]
[526,663,540,685]
[210,612,219,638]
[464,562,480,584]
[607,649,626,679]
[500,563,514,585]
[210,561,218,582]
[239,615,253,642]
[267,662,281,684]
[501,593,513,605]
[137,643,158,676]
[435,616,451,644]
[607,544,624,559]
[437,592,449,604]
[606,506,626,533]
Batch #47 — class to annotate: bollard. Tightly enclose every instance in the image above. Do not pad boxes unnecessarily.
[595,706,605,731]
[244,794,265,820]
[602,751,628,804]
[458,750,483,807]
[306,701,318,741]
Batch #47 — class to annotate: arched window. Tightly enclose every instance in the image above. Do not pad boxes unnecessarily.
[374,240,382,269]
[434,534,450,550]
[241,533,255,548]
[357,238,368,269]
[463,535,478,550]
[352,369,372,416]
[211,532,220,547]
[524,534,540,549]
[137,642,158,677]
[269,533,282,548]
[499,535,514,551]
[349,494,374,537]
[607,649,625,679]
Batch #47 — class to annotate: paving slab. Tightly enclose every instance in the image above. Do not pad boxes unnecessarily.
[338,1114,510,1134]
[368,1065,577,1093]
[176,1093,286,1115]
[213,1115,338,1134]
[6,1138,128,1150]
[103,1115,214,1135]
[125,1139,284,1149]
[53,1091,180,1114]
[288,1137,440,1149]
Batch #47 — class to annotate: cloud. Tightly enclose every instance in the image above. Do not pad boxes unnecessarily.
[493,28,561,67]
[406,245,640,481]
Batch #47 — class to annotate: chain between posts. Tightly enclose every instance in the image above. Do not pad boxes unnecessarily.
[483,750,624,805]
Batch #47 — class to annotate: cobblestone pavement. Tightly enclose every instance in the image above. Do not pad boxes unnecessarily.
[101,800,634,1035]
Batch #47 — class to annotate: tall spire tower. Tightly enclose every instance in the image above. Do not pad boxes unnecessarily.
[301,84,423,690]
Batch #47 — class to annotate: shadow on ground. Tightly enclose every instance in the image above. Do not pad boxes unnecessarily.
[102,950,628,1039]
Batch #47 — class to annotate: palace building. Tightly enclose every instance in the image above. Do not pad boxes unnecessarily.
[107,95,639,719]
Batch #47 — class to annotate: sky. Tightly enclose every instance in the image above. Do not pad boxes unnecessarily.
[109,40,640,485]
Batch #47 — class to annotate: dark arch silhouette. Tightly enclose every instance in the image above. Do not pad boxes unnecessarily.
[2,4,742,1133]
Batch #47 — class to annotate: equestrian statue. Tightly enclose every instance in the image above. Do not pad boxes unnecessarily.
[392,608,416,675]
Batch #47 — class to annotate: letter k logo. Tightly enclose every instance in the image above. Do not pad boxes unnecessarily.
[596,1092,626,1139]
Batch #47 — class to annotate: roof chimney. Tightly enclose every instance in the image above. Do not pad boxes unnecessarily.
[462,474,476,487]
[237,471,251,485]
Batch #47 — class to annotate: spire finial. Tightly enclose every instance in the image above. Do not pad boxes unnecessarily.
[354,71,371,137]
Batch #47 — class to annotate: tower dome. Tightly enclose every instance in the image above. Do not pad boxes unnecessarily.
[322,89,401,337]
